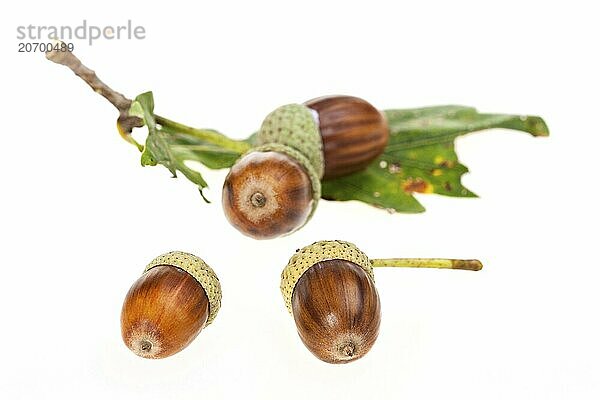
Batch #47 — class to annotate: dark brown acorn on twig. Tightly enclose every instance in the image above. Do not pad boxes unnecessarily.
[120,251,221,359]
[280,240,482,364]
[222,96,389,240]
[305,95,389,178]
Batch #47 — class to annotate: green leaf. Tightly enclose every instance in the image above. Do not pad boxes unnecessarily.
[171,143,241,170]
[321,105,549,213]
[161,130,241,170]
[322,166,426,213]
[129,94,548,212]
[134,92,209,197]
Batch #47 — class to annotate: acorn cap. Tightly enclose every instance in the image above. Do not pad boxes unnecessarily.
[145,251,222,325]
[280,240,374,313]
[256,104,324,178]
[249,143,322,227]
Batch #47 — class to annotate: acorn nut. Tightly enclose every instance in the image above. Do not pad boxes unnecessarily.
[280,240,482,364]
[121,251,221,359]
[305,95,389,179]
[222,96,389,240]
[222,147,317,240]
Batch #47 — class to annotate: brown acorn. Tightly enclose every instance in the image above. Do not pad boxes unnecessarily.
[281,240,482,364]
[305,95,389,179]
[222,150,315,240]
[222,96,389,240]
[121,251,222,359]
[293,259,381,363]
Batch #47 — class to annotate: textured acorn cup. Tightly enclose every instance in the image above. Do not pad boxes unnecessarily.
[222,148,318,240]
[305,96,390,179]
[121,251,222,359]
[281,240,482,364]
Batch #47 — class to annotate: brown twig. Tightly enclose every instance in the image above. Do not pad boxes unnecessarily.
[46,45,143,134]
[45,45,250,154]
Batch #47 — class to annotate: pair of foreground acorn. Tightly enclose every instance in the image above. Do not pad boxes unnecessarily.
[122,241,482,363]
[122,96,482,363]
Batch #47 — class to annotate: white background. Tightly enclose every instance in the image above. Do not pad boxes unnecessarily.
[1,1,599,399]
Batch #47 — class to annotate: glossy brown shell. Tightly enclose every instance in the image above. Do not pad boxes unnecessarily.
[222,151,314,240]
[291,259,381,364]
[121,265,210,359]
[305,95,389,179]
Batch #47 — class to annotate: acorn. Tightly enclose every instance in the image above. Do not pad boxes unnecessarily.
[305,96,390,178]
[222,145,318,240]
[120,251,222,359]
[280,240,482,364]
[222,96,389,240]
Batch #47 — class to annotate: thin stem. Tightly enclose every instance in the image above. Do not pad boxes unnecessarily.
[371,258,482,271]
[45,43,143,137]
[45,42,250,154]
[155,115,251,154]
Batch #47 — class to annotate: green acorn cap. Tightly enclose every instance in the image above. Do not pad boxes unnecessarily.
[280,240,374,313]
[256,104,324,179]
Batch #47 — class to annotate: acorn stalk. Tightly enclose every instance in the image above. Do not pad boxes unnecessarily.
[371,258,483,271]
